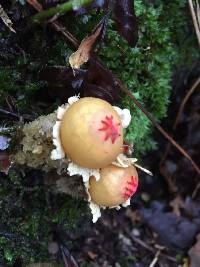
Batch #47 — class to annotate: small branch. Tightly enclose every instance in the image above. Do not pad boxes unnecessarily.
[0,108,32,122]
[32,0,93,22]
[173,76,200,130]
[149,250,160,267]
[188,0,200,47]
[114,77,200,176]
[0,108,22,120]
[159,77,200,172]
[124,229,177,263]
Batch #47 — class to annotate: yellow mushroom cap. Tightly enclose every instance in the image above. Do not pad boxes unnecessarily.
[60,97,123,169]
[89,165,138,207]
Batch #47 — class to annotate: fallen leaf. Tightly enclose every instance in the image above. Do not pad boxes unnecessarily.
[69,15,108,69]
[39,66,86,102]
[141,201,200,250]
[0,4,16,33]
[83,60,119,103]
[113,0,138,47]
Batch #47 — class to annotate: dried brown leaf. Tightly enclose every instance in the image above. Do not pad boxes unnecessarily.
[69,16,107,69]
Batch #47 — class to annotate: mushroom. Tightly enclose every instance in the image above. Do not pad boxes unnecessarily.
[88,164,138,207]
[60,97,123,169]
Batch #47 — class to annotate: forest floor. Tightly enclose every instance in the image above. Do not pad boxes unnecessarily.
[0,1,200,267]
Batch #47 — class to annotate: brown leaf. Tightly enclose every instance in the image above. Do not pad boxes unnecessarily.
[39,66,86,102]
[69,15,107,69]
[113,0,138,47]
[83,60,119,104]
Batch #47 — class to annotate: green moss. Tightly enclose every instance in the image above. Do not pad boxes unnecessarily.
[98,0,199,154]
[0,169,86,266]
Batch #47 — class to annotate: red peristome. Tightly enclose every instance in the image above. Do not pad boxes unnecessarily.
[98,115,121,144]
[123,175,138,199]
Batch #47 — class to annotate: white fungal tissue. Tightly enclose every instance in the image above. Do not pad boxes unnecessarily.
[51,96,132,222]
[114,106,132,128]
[67,162,100,183]
[51,96,80,160]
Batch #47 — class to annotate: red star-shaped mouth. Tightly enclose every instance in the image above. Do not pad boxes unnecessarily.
[123,176,138,199]
[98,115,121,144]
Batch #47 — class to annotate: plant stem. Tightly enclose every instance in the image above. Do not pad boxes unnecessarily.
[32,0,93,22]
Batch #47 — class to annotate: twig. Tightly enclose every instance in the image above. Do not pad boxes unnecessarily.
[159,77,200,187]
[27,0,200,176]
[159,76,200,187]
[188,0,200,47]
[0,108,32,122]
[192,177,200,198]
[173,76,200,129]
[149,250,160,267]
[114,77,200,176]
[0,108,22,120]
[125,230,177,263]
[32,0,93,22]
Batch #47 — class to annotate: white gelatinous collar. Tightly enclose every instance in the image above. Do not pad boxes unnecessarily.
[113,106,131,128]
[51,98,132,161]
[83,177,131,223]
[51,95,80,160]
[50,96,133,222]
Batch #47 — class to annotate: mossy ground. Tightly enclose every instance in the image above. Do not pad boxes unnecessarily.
[0,0,199,265]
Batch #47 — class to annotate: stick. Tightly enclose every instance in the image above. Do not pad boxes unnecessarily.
[32,0,93,22]
[173,76,200,129]
[149,250,160,267]
[188,0,200,47]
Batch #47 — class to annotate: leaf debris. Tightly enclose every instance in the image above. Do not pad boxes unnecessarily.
[0,4,16,33]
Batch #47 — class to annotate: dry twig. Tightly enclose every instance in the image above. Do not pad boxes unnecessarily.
[173,76,200,130]
[159,76,200,190]
[188,0,200,47]
[124,229,177,263]
[149,250,160,267]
